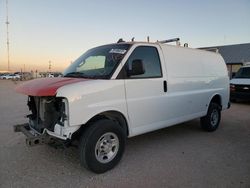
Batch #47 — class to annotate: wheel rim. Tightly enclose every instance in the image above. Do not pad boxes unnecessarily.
[210,109,219,126]
[95,132,119,164]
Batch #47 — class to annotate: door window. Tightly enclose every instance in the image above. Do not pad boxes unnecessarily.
[124,46,162,78]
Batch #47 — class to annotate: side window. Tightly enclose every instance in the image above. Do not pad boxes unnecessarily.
[125,46,162,78]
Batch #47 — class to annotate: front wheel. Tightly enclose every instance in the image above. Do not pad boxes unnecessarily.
[79,119,126,173]
[200,103,221,132]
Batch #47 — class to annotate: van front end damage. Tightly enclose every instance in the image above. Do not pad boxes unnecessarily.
[14,123,55,146]
[14,96,79,146]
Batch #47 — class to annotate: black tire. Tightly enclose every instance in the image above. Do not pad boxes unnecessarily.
[79,119,126,173]
[200,103,221,132]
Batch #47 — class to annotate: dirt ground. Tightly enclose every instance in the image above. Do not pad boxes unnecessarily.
[0,80,249,188]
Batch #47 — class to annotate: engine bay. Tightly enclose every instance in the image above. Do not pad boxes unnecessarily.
[27,96,66,133]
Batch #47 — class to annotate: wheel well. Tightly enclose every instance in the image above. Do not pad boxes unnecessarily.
[72,111,129,140]
[97,111,129,136]
[210,94,222,107]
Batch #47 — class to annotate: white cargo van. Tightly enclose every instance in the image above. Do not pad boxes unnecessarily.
[230,64,250,101]
[14,40,230,173]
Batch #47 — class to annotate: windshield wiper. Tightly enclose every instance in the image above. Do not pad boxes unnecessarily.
[63,72,89,78]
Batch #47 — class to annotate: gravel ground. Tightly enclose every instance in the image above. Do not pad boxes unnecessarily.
[0,80,249,188]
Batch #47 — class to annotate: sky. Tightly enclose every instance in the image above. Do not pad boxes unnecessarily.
[0,0,250,72]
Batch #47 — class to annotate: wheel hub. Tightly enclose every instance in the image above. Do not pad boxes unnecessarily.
[211,109,219,126]
[95,132,119,164]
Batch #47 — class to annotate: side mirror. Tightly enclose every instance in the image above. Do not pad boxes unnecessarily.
[128,59,145,76]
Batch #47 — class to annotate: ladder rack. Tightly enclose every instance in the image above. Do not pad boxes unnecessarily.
[157,38,180,44]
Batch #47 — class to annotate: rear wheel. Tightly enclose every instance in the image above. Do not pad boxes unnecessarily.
[79,119,126,173]
[200,103,221,132]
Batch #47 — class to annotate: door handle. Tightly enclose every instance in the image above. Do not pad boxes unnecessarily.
[163,80,167,92]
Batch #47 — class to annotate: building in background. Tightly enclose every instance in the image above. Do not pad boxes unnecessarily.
[200,43,250,79]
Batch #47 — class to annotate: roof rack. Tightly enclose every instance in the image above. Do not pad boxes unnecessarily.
[116,37,182,46]
[201,48,219,53]
[117,38,125,43]
[157,38,181,46]
[157,38,180,44]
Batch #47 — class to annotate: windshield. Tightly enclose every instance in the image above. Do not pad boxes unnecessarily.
[234,67,250,78]
[63,44,131,79]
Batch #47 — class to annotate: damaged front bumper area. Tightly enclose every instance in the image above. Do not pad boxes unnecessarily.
[14,96,80,147]
[14,123,57,146]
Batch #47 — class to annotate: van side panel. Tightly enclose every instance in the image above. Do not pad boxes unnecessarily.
[128,44,229,137]
[160,44,229,114]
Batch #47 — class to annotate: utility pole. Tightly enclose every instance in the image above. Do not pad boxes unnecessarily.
[6,0,10,71]
[49,61,52,72]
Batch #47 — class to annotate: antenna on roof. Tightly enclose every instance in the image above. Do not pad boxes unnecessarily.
[131,37,135,42]
[117,38,125,43]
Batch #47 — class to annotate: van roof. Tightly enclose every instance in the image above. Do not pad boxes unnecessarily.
[97,41,220,56]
